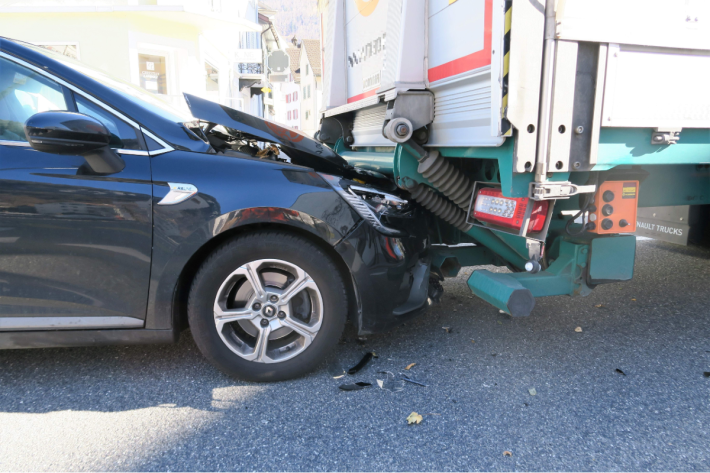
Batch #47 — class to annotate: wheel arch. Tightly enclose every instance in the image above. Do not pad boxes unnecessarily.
[170,221,360,333]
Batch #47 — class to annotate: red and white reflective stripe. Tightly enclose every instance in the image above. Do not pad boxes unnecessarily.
[428,0,492,83]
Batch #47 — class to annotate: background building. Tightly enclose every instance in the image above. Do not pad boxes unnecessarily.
[0,0,269,116]
[298,38,321,137]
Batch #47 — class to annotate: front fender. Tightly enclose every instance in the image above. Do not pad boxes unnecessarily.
[145,150,360,329]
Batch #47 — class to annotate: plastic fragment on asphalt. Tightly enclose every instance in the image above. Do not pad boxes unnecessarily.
[616,368,626,376]
[575,326,583,332]
[503,451,512,457]
[347,352,377,375]
[442,326,452,333]
[528,388,537,396]
[406,412,423,424]
[338,382,372,391]
[376,371,404,392]
[405,363,416,370]
[401,375,428,387]
[326,359,346,379]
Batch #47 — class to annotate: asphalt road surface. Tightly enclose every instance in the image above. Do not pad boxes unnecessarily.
[1,238,709,472]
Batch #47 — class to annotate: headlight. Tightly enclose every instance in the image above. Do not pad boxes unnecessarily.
[319,173,408,236]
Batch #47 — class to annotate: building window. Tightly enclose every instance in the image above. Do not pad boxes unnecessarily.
[293,109,298,119]
[286,94,291,104]
[294,126,298,130]
[305,64,310,76]
[205,62,219,93]
[287,111,292,120]
[293,91,298,101]
[138,54,167,94]
[36,43,80,60]
[305,110,310,120]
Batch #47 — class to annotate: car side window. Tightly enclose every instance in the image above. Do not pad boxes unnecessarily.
[0,56,69,142]
[75,95,141,150]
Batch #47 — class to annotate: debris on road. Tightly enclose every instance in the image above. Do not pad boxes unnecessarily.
[326,360,346,379]
[338,382,372,391]
[575,326,583,332]
[595,304,603,308]
[616,368,626,376]
[405,363,416,370]
[442,326,452,333]
[503,451,513,457]
[347,352,377,375]
[529,388,537,396]
[407,412,423,424]
[376,371,404,392]
[703,372,710,378]
[401,375,428,387]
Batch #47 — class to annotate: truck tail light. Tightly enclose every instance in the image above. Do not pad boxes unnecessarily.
[473,188,549,233]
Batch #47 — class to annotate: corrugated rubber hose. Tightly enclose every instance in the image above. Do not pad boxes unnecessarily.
[417,151,474,210]
[406,183,472,232]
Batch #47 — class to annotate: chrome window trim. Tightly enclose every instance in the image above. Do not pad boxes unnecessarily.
[0,140,31,147]
[141,127,174,156]
[0,316,144,331]
[114,148,149,156]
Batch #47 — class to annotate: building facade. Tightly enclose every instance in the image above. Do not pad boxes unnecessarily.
[0,0,267,116]
[298,38,322,137]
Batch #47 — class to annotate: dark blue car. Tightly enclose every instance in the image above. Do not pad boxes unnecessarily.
[0,38,431,381]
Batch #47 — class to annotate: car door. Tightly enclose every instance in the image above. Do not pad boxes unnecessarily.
[0,53,153,330]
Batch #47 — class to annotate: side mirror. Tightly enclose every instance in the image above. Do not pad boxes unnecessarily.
[24,111,125,174]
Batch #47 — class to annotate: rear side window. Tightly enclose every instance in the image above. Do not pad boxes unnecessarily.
[0,56,69,142]
[75,95,141,150]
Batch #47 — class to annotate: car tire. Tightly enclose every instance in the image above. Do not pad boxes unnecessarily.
[187,231,348,381]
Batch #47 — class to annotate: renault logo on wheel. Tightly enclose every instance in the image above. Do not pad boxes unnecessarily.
[263,305,276,317]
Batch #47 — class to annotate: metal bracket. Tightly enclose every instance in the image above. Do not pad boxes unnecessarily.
[382,91,434,143]
[651,127,681,145]
[529,181,596,200]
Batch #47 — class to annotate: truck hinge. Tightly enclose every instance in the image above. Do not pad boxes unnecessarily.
[651,127,681,145]
[529,181,596,201]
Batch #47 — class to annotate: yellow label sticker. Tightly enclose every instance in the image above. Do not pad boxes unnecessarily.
[622,182,637,199]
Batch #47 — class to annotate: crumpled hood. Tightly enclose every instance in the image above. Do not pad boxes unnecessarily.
[184,93,349,175]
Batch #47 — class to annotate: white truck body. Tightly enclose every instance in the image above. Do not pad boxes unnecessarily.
[320,0,710,174]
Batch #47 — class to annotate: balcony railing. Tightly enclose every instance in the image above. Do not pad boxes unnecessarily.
[237,63,263,75]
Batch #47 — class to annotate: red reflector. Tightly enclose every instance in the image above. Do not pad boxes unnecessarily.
[473,188,549,233]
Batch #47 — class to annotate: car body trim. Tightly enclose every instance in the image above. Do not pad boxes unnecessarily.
[0,140,31,147]
[157,182,198,205]
[141,127,174,156]
[115,148,149,156]
[0,316,144,331]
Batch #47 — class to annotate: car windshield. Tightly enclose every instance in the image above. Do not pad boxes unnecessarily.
[26,42,193,124]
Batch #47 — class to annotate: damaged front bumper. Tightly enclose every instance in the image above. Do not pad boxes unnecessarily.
[334,215,431,336]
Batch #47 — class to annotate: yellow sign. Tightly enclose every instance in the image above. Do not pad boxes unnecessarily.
[354,0,379,16]
[261,87,271,93]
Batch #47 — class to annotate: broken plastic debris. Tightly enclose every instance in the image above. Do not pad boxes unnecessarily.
[575,326,583,332]
[347,352,377,375]
[499,310,505,314]
[401,375,428,387]
[442,326,452,333]
[616,368,626,376]
[338,382,372,391]
[528,388,537,396]
[405,363,416,370]
[376,371,404,392]
[326,359,346,379]
[503,451,512,457]
[406,412,423,424]
[594,304,603,308]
